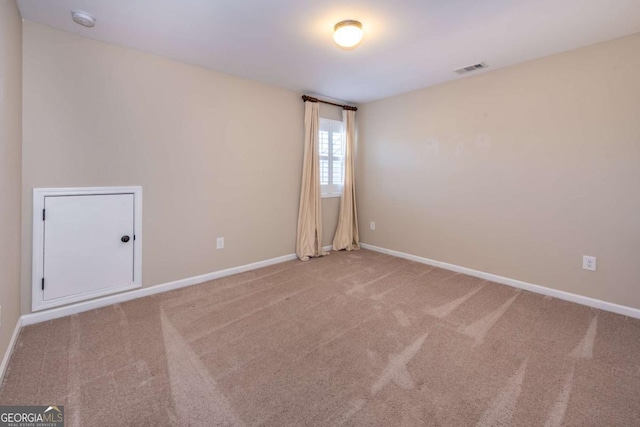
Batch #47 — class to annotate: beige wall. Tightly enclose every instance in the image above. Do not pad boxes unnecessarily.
[0,0,22,355]
[358,33,640,309]
[21,21,323,314]
[322,197,340,247]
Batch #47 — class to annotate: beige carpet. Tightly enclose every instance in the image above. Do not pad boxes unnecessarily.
[1,249,639,426]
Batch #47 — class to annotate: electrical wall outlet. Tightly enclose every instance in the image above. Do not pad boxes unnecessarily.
[370,221,376,231]
[216,237,224,249]
[583,255,596,271]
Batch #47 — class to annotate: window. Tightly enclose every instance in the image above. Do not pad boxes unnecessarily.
[319,118,345,197]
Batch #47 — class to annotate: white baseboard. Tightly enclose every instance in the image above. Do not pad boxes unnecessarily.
[0,317,23,384]
[361,243,640,320]
[21,252,298,326]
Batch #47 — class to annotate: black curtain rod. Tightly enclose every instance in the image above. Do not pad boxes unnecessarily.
[302,95,357,111]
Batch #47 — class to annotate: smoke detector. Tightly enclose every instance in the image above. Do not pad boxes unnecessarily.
[454,62,487,75]
[71,10,96,28]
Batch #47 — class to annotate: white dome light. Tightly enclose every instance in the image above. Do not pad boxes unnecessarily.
[333,20,363,48]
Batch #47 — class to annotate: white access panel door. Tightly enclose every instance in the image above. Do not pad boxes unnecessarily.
[43,194,135,302]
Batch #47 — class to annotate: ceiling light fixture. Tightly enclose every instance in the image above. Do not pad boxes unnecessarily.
[71,10,96,28]
[333,20,363,48]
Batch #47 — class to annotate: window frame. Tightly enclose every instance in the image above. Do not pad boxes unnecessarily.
[318,118,345,198]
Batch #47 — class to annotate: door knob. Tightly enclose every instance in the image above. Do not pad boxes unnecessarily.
[121,235,130,243]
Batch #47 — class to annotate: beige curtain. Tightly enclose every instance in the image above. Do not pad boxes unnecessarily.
[333,109,360,251]
[296,101,327,260]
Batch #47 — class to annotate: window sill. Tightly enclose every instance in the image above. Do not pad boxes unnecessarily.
[321,193,342,199]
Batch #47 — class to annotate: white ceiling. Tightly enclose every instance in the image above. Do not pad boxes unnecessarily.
[17,0,640,103]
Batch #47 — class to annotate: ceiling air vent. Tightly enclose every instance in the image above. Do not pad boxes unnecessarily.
[454,62,487,75]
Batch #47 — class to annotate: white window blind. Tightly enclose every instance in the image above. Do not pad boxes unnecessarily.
[319,118,345,197]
